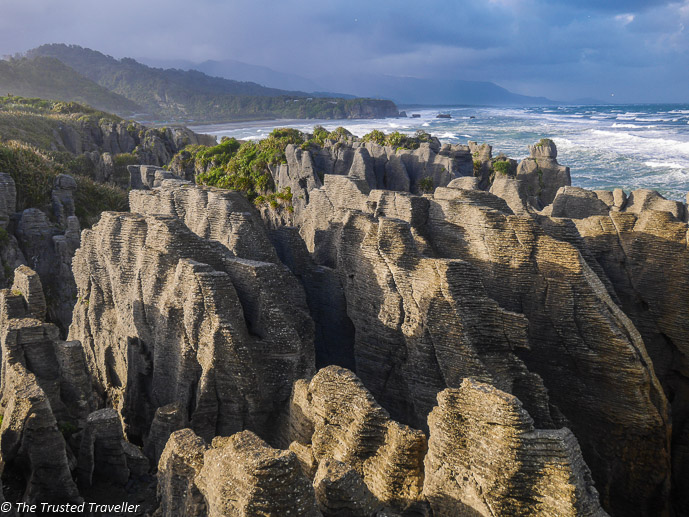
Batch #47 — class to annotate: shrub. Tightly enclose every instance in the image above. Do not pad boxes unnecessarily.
[74,175,129,227]
[362,129,386,145]
[311,125,329,146]
[473,160,482,176]
[492,159,516,176]
[194,129,305,205]
[327,126,352,141]
[535,138,554,148]
[385,131,407,148]
[418,177,435,193]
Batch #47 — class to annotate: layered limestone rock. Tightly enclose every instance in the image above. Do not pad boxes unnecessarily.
[281,366,428,513]
[11,265,46,320]
[53,119,215,167]
[267,138,474,226]
[51,173,77,228]
[144,401,187,466]
[573,207,689,513]
[0,361,81,504]
[425,186,669,516]
[0,175,28,288]
[129,181,279,264]
[313,458,381,516]
[197,431,321,517]
[0,266,93,504]
[424,379,607,517]
[156,429,207,516]
[128,165,177,190]
[77,408,131,487]
[16,133,681,515]
[157,429,321,516]
[290,172,670,516]
[68,209,314,444]
[624,188,687,221]
[297,178,556,432]
[13,176,81,330]
[514,138,571,209]
[84,151,116,184]
[545,186,611,219]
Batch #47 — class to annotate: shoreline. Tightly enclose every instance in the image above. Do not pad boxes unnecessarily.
[187,118,338,133]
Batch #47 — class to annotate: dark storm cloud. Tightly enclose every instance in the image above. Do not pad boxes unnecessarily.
[0,0,687,102]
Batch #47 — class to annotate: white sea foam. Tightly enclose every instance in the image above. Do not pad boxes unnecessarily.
[612,123,657,129]
[644,161,685,169]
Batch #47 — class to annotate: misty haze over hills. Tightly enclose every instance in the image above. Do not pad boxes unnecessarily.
[139,56,563,106]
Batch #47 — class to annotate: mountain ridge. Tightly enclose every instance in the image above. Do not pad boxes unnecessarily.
[0,56,142,115]
[23,44,400,122]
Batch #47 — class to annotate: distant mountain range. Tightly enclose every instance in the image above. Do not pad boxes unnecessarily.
[0,43,597,127]
[138,57,563,106]
[0,44,399,122]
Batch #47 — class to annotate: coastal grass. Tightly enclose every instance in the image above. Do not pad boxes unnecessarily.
[0,95,124,151]
[0,140,128,226]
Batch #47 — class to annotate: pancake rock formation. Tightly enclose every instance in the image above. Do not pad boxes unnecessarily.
[0,133,686,517]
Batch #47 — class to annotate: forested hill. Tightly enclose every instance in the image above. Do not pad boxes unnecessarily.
[25,44,400,122]
[0,56,142,115]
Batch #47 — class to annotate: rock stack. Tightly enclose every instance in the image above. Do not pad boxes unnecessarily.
[0,135,687,516]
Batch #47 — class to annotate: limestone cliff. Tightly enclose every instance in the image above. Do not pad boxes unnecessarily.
[0,132,686,517]
[67,205,314,443]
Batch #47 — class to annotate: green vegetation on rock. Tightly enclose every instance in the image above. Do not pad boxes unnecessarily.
[361,129,386,146]
[473,160,482,176]
[0,140,128,226]
[418,177,435,193]
[0,95,123,150]
[362,129,433,150]
[493,159,516,176]
[535,138,554,147]
[193,128,307,208]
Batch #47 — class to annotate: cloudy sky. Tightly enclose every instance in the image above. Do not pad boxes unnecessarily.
[1,0,688,102]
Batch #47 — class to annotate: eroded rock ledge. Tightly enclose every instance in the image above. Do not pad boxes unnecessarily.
[0,135,687,516]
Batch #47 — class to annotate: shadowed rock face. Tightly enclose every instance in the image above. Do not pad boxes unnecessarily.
[67,209,314,443]
[291,173,670,516]
[0,267,91,504]
[572,209,689,513]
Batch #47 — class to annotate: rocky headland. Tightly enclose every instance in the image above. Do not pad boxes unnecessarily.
[0,128,687,516]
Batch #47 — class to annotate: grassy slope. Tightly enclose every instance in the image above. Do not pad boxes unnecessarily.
[0,97,131,226]
[0,95,123,150]
[0,57,142,115]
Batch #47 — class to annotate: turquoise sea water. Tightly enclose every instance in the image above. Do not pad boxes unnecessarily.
[190,104,689,201]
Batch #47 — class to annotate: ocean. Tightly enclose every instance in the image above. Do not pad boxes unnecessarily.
[189,104,689,201]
